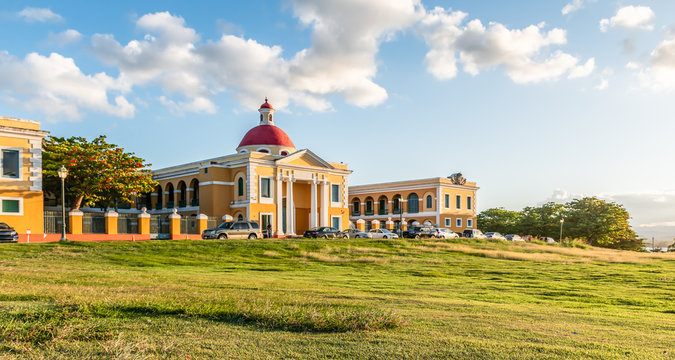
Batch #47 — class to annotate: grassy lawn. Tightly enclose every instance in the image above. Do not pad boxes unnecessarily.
[0,238,673,359]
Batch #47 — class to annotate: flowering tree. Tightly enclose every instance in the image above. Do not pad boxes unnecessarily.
[43,136,157,210]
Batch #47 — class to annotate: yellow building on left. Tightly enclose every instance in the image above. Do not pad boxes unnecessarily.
[0,117,49,235]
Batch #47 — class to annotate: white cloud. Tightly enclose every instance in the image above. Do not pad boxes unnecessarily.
[562,0,584,15]
[419,7,594,84]
[600,6,655,32]
[0,51,134,120]
[46,29,83,46]
[17,7,63,23]
[631,39,675,91]
[595,78,609,90]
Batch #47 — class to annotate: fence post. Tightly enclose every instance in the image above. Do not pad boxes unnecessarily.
[401,220,408,232]
[68,210,83,235]
[356,219,365,232]
[386,217,394,231]
[372,220,380,230]
[105,210,118,235]
[170,209,181,240]
[197,214,208,237]
[138,207,150,236]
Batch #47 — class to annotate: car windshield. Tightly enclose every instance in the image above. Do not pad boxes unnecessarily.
[217,222,233,229]
[381,229,391,233]
[308,227,323,231]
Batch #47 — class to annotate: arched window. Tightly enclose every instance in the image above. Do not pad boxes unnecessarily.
[178,181,187,207]
[352,198,361,215]
[190,178,199,206]
[408,193,419,213]
[426,195,433,209]
[238,177,244,197]
[155,185,162,209]
[280,150,288,156]
[166,183,175,208]
[365,197,374,215]
[257,148,270,153]
[237,214,244,221]
[393,194,402,214]
[378,195,388,215]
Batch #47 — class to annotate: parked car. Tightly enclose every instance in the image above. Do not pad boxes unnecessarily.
[340,229,370,239]
[304,227,341,238]
[485,232,506,240]
[0,223,18,243]
[402,226,435,239]
[539,237,557,244]
[368,229,399,239]
[434,228,459,239]
[201,221,263,239]
[505,234,524,242]
[462,229,487,239]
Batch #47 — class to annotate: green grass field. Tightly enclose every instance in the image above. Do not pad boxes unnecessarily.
[0,238,673,359]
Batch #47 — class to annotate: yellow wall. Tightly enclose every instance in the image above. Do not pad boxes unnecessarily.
[0,190,44,234]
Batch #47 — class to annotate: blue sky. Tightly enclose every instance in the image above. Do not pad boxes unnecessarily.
[2,1,675,242]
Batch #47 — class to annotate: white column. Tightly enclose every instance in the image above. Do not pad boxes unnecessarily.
[276,177,284,236]
[320,181,329,226]
[286,179,295,235]
[310,181,318,229]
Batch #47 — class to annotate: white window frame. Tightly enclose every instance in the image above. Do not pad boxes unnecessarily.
[330,183,341,207]
[331,215,342,230]
[0,147,22,181]
[456,218,462,228]
[259,176,273,204]
[0,197,23,216]
[456,195,461,210]
[467,219,473,228]
[444,218,451,227]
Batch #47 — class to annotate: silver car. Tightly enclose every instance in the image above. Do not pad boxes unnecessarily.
[434,228,459,239]
[485,232,506,240]
[340,229,370,239]
[368,229,399,239]
[505,234,524,242]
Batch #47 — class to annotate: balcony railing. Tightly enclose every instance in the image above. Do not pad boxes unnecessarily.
[392,208,402,214]
[365,209,374,216]
[178,200,187,208]
[378,208,388,215]
[155,203,163,210]
[352,210,361,216]
[166,201,174,209]
[191,198,199,206]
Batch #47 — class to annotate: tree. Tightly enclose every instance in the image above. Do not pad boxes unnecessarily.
[43,136,157,210]
[519,202,565,238]
[668,240,675,252]
[477,208,522,234]
[564,197,639,250]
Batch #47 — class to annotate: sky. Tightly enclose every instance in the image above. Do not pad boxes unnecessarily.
[1,0,675,243]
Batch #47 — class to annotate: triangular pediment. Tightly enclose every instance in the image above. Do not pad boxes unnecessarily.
[276,149,334,169]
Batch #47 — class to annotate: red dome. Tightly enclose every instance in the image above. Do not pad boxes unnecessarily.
[238,125,295,149]
[260,98,273,110]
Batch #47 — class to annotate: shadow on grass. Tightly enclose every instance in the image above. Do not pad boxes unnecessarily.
[86,300,406,333]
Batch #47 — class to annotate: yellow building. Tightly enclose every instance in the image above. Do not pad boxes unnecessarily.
[348,173,479,233]
[150,99,352,236]
[0,116,49,235]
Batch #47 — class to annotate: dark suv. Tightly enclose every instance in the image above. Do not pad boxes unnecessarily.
[202,221,263,239]
[402,226,435,239]
[304,227,340,238]
[0,223,18,243]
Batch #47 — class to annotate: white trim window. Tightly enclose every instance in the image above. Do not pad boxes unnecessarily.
[1,148,21,179]
[456,195,461,210]
[331,215,342,230]
[444,218,451,227]
[456,218,462,228]
[0,197,23,215]
[259,177,273,203]
[467,219,473,228]
[331,184,341,206]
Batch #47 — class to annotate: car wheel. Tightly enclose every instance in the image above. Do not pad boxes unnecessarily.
[322,234,329,239]
[414,235,421,239]
[217,234,227,239]
[248,234,257,239]
[343,234,349,239]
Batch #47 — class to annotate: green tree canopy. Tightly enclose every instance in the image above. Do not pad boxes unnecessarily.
[43,135,157,210]
[477,197,641,250]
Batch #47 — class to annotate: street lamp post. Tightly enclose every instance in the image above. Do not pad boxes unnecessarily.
[559,218,565,243]
[57,165,69,242]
